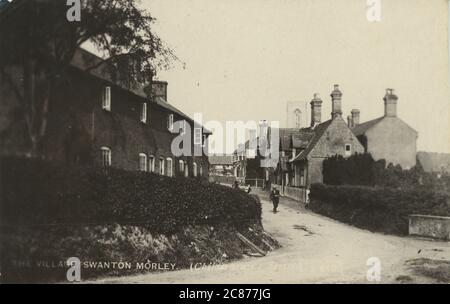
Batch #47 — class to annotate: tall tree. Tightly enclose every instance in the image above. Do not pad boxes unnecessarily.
[0,0,175,157]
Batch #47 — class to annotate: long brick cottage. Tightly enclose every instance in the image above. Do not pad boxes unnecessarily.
[0,49,211,178]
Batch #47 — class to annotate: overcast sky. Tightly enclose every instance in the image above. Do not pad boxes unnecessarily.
[143,0,450,154]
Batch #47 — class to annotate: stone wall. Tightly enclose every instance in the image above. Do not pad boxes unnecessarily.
[409,214,450,240]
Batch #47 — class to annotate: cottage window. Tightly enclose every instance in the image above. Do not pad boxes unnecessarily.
[184,162,189,177]
[159,157,165,175]
[149,155,155,172]
[180,120,187,135]
[167,114,174,131]
[295,109,301,128]
[140,103,147,123]
[345,144,352,157]
[166,158,173,177]
[194,128,202,145]
[101,147,112,167]
[199,165,203,177]
[139,153,147,172]
[179,160,185,175]
[102,86,111,111]
[193,162,198,177]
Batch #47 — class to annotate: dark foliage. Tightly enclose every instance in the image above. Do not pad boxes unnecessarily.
[0,157,261,233]
[308,183,450,235]
[0,0,176,156]
[322,153,450,193]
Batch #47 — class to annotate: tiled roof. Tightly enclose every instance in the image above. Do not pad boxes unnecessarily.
[292,132,315,149]
[278,128,303,151]
[269,121,333,162]
[351,117,384,136]
[293,120,333,161]
[70,48,211,134]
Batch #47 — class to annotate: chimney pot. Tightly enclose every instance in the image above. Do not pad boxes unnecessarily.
[151,81,168,102]
[351,109,360,126]
[347,115,353,128]
[331,84,343,119]
[383,88,398,117]
[310,93,323,127]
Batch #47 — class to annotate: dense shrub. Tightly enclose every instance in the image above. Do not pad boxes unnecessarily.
[0,157,261,234]
[323,153,378,186]
[308,183,450,235]
[323,153,450,193]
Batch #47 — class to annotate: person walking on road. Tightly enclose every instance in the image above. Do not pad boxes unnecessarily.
[233,180,240,189]
[270,187,280,213]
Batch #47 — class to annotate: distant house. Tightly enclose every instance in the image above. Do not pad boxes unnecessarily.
[417,152,450,176]
[208,155,235,176]
[228,145,263,188]
[0,49,211,178]
[350,89,418,169]
[270,85,365,201]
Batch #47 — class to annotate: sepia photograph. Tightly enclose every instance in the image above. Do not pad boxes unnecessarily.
[0,0,449,290]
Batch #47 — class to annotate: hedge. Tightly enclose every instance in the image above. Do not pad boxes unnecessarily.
[0,157,261,233]
[322,153,450,194]
[308,183,450,235]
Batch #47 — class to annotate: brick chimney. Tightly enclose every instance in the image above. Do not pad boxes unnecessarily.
[310,93,323,127]
[330,84,343,119]
[347,115,353,127]
[151,81,168,102]
[383,88,398,117]
[351,109,360,126]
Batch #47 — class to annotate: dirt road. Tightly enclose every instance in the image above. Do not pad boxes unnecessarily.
[94,190,450,283]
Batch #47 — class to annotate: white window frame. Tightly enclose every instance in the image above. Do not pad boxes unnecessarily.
[345,144,352,157]
[140,102,147,123]
[167,114,174,131]
[148,155,155,172]
[102,86,111,111]
[193,162,198,177]
[300,169,305,186]
[202,134,207,147]
[184,162,189,177]
[194,128,202,145]
[180,120,187,135]
[166,158,173,177]
[179,160,185,173]
[159,157,165,175]
[101,146,112,167]
[291,148,297,160]
[139,153,148,172]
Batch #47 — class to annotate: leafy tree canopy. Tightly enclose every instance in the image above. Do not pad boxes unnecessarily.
[0,0,175,86]
[0,0,176,156]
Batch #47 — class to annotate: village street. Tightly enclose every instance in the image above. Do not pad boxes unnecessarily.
[95,190,450,284]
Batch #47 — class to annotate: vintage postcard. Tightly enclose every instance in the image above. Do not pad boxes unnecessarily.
[0,0,449,289]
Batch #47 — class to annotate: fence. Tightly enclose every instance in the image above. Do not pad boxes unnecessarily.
[245,178,265,188]
[271,184,308,203]
[209,176,266,188]
[209,175,236,185]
